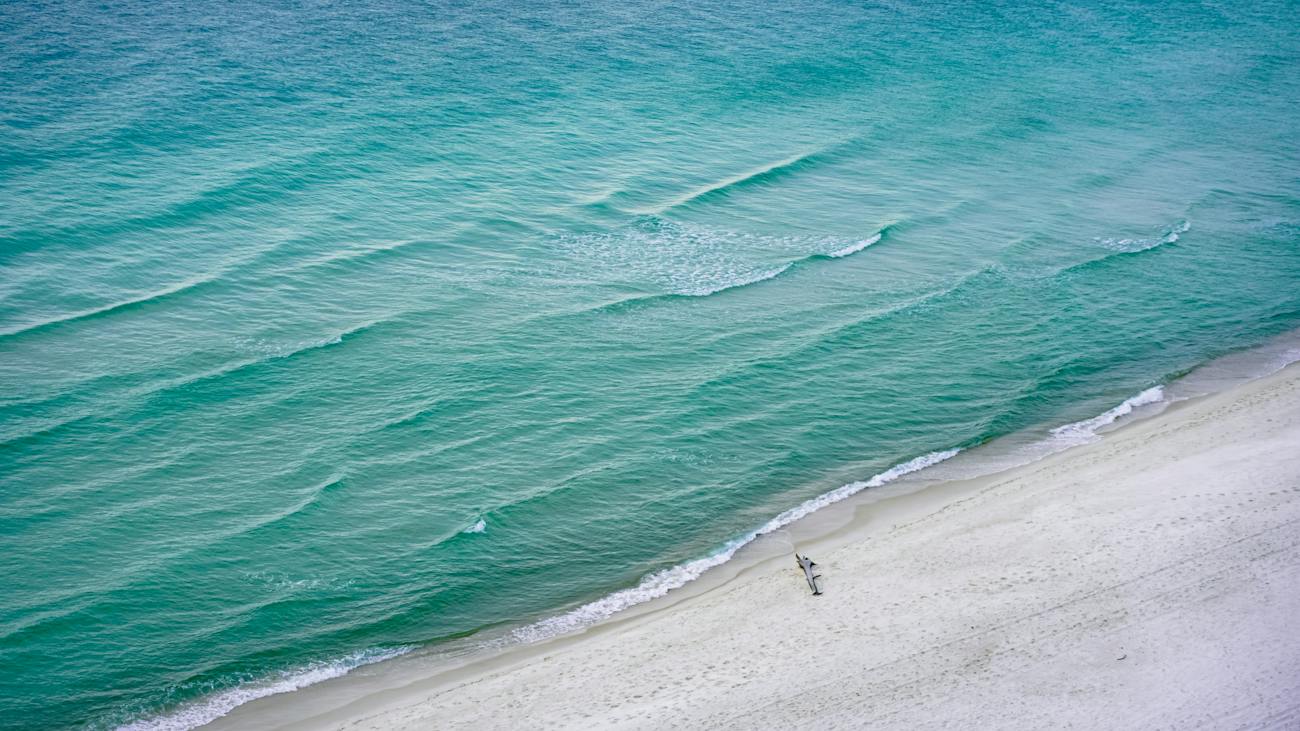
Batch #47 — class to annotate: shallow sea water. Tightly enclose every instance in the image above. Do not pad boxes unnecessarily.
[1,1,1298,727]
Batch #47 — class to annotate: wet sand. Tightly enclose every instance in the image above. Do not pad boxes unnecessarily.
[213,363,1300,730]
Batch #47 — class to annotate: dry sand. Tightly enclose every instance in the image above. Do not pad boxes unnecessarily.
[215,363,1300,730]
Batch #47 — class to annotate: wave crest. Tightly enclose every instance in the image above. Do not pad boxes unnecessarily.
[557,221,890,312]
[0,273,223,339]
[117,646,411,731]
[618,143,853,215]
[826,232,883,258]
[508,448,959,644]
[1049,386,1165,446]
[1096,219,1190,254]
[114,380,1186,729]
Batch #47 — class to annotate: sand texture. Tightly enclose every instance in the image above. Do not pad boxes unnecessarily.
[221,365,1300,730]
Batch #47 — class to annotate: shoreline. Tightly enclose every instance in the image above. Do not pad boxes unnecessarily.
[203,351,1300,729]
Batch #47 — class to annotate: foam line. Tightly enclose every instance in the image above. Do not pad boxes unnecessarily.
[117,647,411,731]
[1049,386,1165,446]
[826,232,883,258]
[508,448,960,644]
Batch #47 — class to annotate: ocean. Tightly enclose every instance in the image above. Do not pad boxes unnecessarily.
[2,1,1299,728]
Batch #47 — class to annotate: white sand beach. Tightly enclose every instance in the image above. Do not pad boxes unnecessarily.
[214,363,1300,730]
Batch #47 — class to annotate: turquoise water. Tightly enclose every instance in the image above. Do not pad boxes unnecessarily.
[3,1,1300,727]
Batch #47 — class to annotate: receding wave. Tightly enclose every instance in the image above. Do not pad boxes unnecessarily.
[507,448,960,644]
[116,646,411,731]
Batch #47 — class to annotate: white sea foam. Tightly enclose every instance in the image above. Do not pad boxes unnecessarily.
[1049,386,1165,446]
[558,222,887,300]
[1098,220,1189,253]
[679,263,793,296]
[1162,219,1191,243]
[827,232,882,258]
[233,320,378,360]
[510,388,1170,647]
[508,448,960,644]
[117,646,411,731]
[116,349,1296,729]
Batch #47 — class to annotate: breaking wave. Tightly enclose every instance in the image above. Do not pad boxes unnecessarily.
[672,229,881,295]
[504,381,1178,647]
[1049,386,1165,446]
[561,222,891,312]
[676,263,793,297]
[1048,220,1191,279]
[826,232,883,258]
[507,448,959,644]
[117,646,411,731]
[1096,220,1190,254]
[108,373,1245,730]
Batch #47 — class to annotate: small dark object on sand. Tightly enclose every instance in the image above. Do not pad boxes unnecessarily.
[795,553,822,595]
